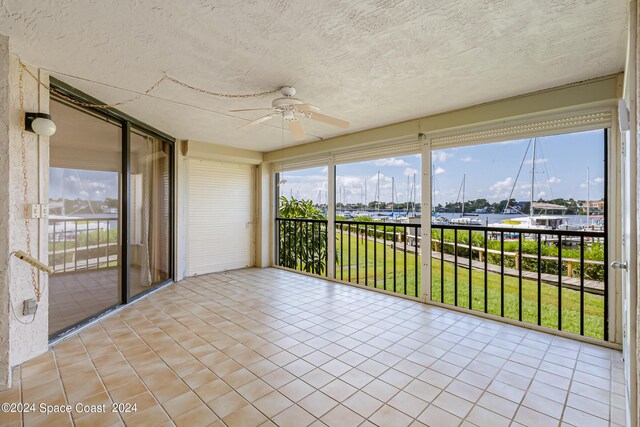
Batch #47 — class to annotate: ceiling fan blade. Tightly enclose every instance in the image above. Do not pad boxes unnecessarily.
[294,104,317,112]
[229,108,273,112]
[306,111,350,129]
[239,114,274,129]
[288,119,307,141]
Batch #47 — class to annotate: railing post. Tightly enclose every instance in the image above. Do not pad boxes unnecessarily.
[421,134,431,302]
[327,158,336,279]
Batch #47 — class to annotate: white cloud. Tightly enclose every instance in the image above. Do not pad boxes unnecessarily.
[490,177,514,198]
[374,158,409,167]
[434,167,446,175]
[461,156,472,162]
[403,167,418,176]
[432,151,453,162]
[524,158,547,165]
[548,176,561,184]
[593,177,604,184]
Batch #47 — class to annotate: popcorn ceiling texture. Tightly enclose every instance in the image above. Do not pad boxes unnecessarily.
[0,1,629,151]
[0,35,49,389]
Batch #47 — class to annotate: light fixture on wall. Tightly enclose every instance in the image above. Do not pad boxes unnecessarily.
[24,112,57,136]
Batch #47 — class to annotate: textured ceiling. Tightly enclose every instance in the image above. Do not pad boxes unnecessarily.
[0,0,628,151]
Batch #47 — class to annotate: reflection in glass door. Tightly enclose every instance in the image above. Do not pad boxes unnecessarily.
[129,128,171,298]
[48,99,122,337]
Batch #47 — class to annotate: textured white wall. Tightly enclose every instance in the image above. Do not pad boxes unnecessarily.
[0,36,49,389]
[0,35,11,389]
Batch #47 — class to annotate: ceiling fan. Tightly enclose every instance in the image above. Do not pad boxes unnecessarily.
[229,86,349,141]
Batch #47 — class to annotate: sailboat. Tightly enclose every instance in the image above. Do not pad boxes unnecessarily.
[450,174,482,226]
[490,138,571,231]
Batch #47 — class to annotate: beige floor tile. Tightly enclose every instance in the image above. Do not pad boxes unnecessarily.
[14,269,624,427]
[320,404,364,427]
[417,404,462,427]
[223,404,267,427]
[273,404,316,427]
[370,404,414,427]
[298,391,338,418]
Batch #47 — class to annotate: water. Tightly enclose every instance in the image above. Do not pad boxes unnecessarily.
[338,210,596,227]
[435,213,594,227]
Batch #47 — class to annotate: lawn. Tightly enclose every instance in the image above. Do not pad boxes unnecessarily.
[335,233,605,339]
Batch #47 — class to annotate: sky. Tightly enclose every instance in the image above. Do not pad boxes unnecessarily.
[279,129,606,205]
[49,168,119,201]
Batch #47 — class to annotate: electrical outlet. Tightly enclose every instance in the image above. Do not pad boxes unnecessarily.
[23,298,37,316]
[40,204,49,218]
[26,204,40,219]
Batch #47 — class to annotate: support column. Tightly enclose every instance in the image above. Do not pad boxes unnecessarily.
[256,162,272,267]
[420,134,431,302]
[327,159,336,278]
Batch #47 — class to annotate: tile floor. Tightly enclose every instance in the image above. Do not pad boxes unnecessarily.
[49,267,155,336]
[0,268,626,427]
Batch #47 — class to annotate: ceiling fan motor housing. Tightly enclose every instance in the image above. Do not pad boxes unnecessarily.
[272,97,304,111]
[280,86,296,97]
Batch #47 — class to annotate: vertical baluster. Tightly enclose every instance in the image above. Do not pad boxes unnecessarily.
[52,221,57,272]
[484,229,488,313]
[97,220,101,269]
[468,229,472,309]
[87,220,90,270]
[500,231,504,317]
[364,224,368,286]
[558,234,563,330]
[414,226,418,297]
[537,234,542,326]
[518,232,522,321]
[348,224,352,282]
[580,235,585,336]
[293,219,298,270]
[356,224,360,284]
[440,228,444,303]
[340,222,344,280]
[106,220,110,267]
[403,227,407,295]
[323,221,328,277]
[383,225,387,290]
[303,221,313,273]
[454,228,458,306]
[374,224,377,287]
[308,221,312,273]
[393,225,397,293]
[74,220,78,271]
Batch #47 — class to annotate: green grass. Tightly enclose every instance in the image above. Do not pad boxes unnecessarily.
[335,233,604,339]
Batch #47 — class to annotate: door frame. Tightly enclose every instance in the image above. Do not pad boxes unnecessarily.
[48,79,176,340]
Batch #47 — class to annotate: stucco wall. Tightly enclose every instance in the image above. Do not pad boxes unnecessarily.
[0,36,49,388]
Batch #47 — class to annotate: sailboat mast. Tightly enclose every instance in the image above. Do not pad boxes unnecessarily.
[462,174,465,216]
[530,138,536,217]
[364,180,367,211]
[377,171,381,213]
[413,173,420,216]
[391,177,395,215]
[586,167,590,223]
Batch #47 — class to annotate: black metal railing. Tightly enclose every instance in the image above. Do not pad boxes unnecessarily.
[49,218,118,273]
[276,218,328,276]
[335,220,421,297]
[431,224,607,340]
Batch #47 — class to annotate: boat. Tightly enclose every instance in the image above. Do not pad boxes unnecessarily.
[450,174,483,226]
[432,215,449,225]
[451,216,483,226]
[489,138,569,231]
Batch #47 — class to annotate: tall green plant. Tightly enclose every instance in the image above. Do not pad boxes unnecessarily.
[278,197,327,274]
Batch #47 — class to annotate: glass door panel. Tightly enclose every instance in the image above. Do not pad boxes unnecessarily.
[48,99,122,337]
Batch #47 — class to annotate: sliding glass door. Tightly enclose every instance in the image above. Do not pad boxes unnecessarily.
[129,128,171,298]
[47,82,174,339]
[48,100,123,336]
